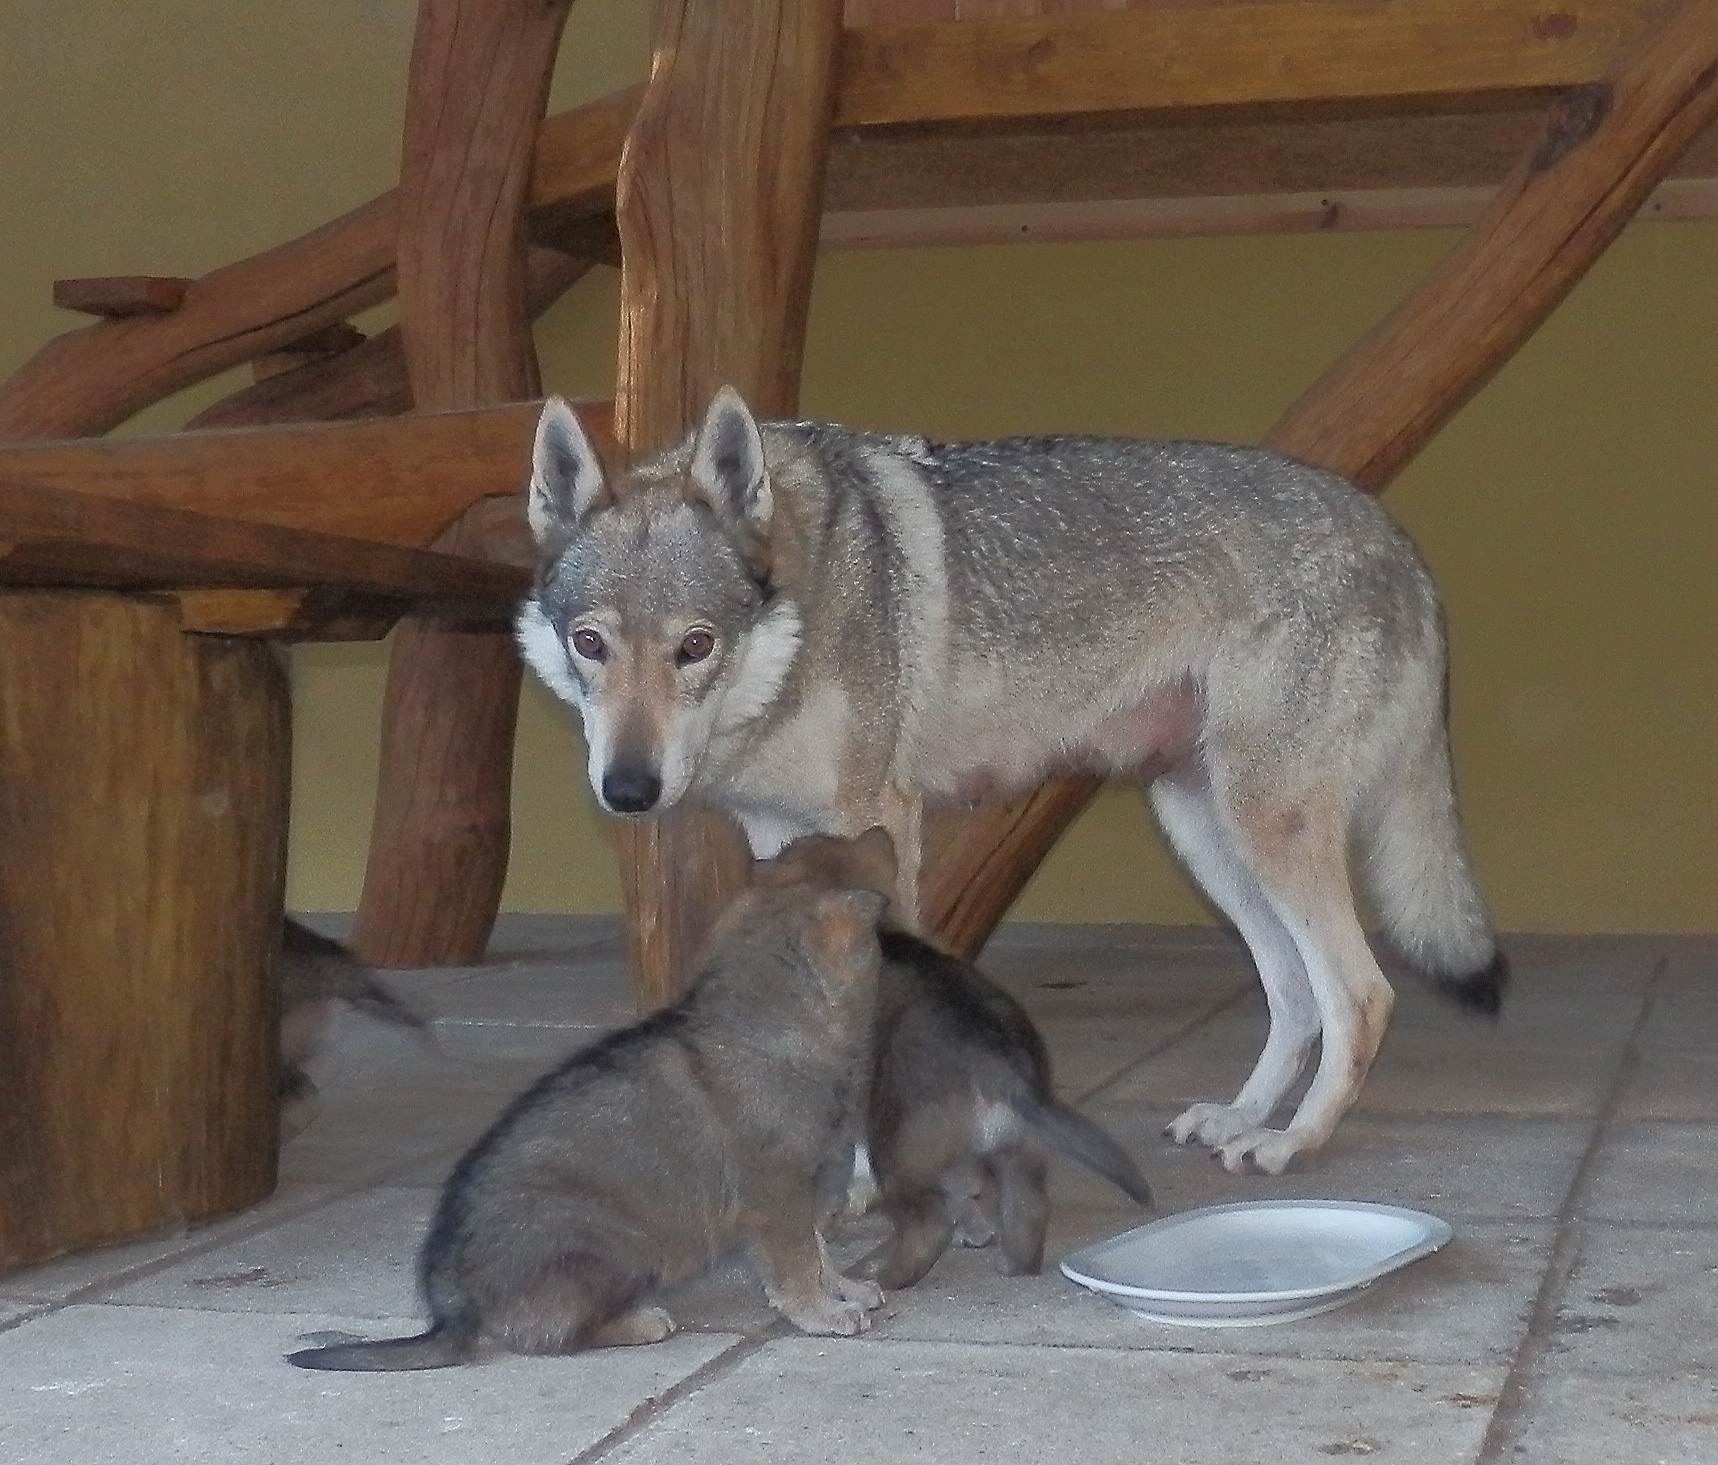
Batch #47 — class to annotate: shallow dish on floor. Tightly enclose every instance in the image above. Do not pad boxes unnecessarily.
[1059,1199,1453,1327]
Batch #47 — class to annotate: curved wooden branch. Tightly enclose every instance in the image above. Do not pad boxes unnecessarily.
[1269,0,1718,488]
[614,0,844,1008]
[353,0,575,968]
[186,248,591,431]
[0,195,398,442]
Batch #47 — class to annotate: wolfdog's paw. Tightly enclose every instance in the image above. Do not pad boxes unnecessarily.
[1212,1128,1302,1176]
[1165,1102,1258,1150]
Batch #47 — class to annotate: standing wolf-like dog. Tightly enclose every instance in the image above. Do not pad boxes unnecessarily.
[516,388,1505,1176]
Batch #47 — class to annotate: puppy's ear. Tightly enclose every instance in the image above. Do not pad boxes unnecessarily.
[529,396,611,545]
[689,386,772,536]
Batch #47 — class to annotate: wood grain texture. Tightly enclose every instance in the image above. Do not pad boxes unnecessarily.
[0,478,530,605]
[0,405,546,547]
[917,0,1718,957]
[188,249,591,431]
[614,0,844,1009]
[353,0,574,968]
[836,0,1663,126]
[0,594,289,1268]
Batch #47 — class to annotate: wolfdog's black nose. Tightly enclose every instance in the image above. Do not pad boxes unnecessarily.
[601,766,661,814]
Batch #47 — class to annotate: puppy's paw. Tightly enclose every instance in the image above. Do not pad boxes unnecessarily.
[779,1295,875,1337]
[1212,1128,1303,1176]
[1165,1102,1257,1150]
[830,1272,884,1311]
[589,1304,677,1348]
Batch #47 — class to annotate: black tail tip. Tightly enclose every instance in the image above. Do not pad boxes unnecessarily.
[1437,950,1509,1019]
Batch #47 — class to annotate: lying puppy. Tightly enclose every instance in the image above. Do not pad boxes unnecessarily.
[748,834,1154,1289]
[279,917,427,1141]
[287,831,893,1372]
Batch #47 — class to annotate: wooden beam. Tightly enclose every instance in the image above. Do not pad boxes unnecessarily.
[353,0,574,969]
[0,479,530,606]
[822,174,1718,249]
[835,0,1663,127]
[920,0,1718,960]
[52,276,191,318]
[614,0,844,1010]
[0,403,564,547]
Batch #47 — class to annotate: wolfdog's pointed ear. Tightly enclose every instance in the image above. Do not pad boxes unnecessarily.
[529,396,610,545]
[689,386,772,533]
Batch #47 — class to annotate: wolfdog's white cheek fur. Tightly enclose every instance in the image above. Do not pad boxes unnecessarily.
[515,601,585,710]
[715,600,803,732]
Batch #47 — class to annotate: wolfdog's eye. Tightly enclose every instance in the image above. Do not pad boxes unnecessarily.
[677,628,715,666]
[570,628,606,662]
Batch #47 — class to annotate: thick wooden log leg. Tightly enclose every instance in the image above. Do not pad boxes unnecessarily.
[920,0,1718,957]
[613,0,844,1010]
[614,0,843,1009]
[353,0,573,966]
[0,595,288,1268]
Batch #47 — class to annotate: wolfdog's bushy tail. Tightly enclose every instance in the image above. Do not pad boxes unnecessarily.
[1362,727,1508,1016]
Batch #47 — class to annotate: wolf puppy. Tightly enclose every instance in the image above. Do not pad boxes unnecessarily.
[288,832,893,1372]
[279,917,426,1141]
[866,929,1157,1287]
[516,390,1504,1176]
[748,832,1152,1287]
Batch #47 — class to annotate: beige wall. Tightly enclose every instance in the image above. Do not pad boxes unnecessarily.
[6,5,1717,931]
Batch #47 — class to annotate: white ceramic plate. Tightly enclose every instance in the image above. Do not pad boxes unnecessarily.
[1059,1199,1453,1327]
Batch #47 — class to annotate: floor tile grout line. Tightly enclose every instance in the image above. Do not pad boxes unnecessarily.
[562,1329,783,1465]
[1069,982,1259,1108]
[0,1136,468,1319]
[1472,953,1671,1464]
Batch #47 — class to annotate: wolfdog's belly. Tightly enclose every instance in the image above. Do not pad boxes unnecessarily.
[917,674,1204,805]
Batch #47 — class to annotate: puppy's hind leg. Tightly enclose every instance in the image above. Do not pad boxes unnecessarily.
[867,1187,959,1290]
[1148,764,1322,1151]
[990,1150,1050,1277]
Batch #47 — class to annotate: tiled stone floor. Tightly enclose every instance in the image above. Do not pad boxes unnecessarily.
[3,919,1715,1464]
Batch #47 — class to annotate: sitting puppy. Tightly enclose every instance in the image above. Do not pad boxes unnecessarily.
[748,836,1154,1289]
[287,831,894,1372]
[279,917,428,1141]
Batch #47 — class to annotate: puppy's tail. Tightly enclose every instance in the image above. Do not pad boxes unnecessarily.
[1363,726,1508,1017]
[1021,1093,1154,1208]
[283,917,431,1035]
[287,1321,473,1372]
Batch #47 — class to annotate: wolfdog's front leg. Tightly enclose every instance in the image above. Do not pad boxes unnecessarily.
[875,778,923,929]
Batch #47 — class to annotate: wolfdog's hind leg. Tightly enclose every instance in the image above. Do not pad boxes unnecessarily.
[1209,785,1394,1176]
[1147,767,1321,1151]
